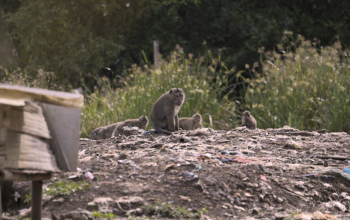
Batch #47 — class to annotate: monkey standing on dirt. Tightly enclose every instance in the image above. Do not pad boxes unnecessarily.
[241,110,257,129]
[179,113,202,130]
[151,88,185,134]
[90,116,148,139]
[111,116,149,137]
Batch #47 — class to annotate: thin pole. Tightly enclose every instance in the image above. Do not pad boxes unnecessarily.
[153,40,160,70]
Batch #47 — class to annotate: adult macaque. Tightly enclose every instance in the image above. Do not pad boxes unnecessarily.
[151,88,185,134]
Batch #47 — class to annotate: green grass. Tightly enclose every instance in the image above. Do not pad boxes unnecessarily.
[44,180,90,196]
[81,46,238,137]
[127,202,207,219]
[23,180,90,205]
[244,32,350,133]
[92,211,115,220]
[3,34,350,134]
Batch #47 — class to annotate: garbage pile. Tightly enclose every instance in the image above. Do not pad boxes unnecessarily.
[8,126,350,219]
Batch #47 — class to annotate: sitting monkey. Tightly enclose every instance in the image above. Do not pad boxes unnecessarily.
[179,113,202,130]
[241,111,257,129]
[150,88,185,134]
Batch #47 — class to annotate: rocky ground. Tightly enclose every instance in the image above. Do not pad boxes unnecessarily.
[5,126,350,219]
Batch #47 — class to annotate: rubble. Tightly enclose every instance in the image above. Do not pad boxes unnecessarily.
[8,126,350,219]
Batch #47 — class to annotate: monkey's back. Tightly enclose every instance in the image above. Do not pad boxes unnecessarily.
[242,116,257,129]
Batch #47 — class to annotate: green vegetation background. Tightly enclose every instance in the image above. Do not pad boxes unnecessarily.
[1,1,350,135]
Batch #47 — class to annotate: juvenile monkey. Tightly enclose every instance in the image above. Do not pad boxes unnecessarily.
[112,116,149,137]
[241,110,257,129]
[90,116,148,140]
[151,88,185,134]
[179,113,202,130]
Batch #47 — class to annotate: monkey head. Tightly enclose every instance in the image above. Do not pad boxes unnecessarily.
[243,111,251,118]
[138,115,149,126]
[192,113,202,124]
[169,88,185,106]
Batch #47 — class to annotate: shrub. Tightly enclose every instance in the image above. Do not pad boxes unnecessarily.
[244,32,350,132]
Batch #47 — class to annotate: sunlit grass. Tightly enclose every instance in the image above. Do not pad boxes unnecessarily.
[244,32,350,133]
[80,46,238,137]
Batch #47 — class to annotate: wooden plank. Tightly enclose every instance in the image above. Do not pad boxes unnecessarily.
[5,160,59,171]
[7,108,51,139]
[5,150,54,159]
[6,132,51,150]
[0,83,83,108]
[0,170,52,181]
[6,154,56,161]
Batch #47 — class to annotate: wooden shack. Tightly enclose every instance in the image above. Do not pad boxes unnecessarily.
[0,83,83,219]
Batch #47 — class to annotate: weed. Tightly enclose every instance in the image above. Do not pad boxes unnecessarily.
[92,211,115,220]
[24,192,32,205]
[43,180,90,196]
[129,202,207,219]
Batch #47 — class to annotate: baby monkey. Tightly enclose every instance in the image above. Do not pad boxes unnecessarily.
[112,116,149,137]
[90,116,148,140]
[179,113,202,130]
[241,110,257,129]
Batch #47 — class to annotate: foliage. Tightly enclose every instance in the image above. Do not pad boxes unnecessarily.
[43,180,90,196]
[2,0,350,89]
[130,202,207,218]
[2,0,155,86]
[22,180,90,205]
[81,46,238,137]
[24,192,31,205]
[0,67,70,91]
[244,32,350,133]
[92,211,115,220]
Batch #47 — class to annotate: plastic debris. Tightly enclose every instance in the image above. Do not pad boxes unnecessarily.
[84,172,94,180]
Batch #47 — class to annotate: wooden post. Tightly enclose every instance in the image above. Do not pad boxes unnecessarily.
[31,180,43,220]
[153,40,160,70]
[0,181,2,219]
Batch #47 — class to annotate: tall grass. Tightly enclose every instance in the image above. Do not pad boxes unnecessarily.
[81,46,238,137]
[244,32,350,132]
[0,67,70,91]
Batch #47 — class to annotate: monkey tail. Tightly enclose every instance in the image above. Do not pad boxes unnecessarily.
[111,125,119,138]
[241,118,246,126]
[153,125,172,135]
[89,128,99,140]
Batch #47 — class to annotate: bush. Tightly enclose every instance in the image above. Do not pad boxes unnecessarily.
[81,46,238,137]
[244,32,350,132]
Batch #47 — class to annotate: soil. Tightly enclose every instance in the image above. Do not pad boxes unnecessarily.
[6,126,350,219]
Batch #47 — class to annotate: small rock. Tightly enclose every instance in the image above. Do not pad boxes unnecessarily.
[63,208,94,220]
[322,201,346,212]
[79,156,93,162]
[86,197,114,213]
[284,140,302,149]
[234,205,246,212]
[53,198,65,203]
[277,197,284,203]
[115,196,145,211]
[274,212,287,220]
[252,208,261,215]
[126,208,143,216]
